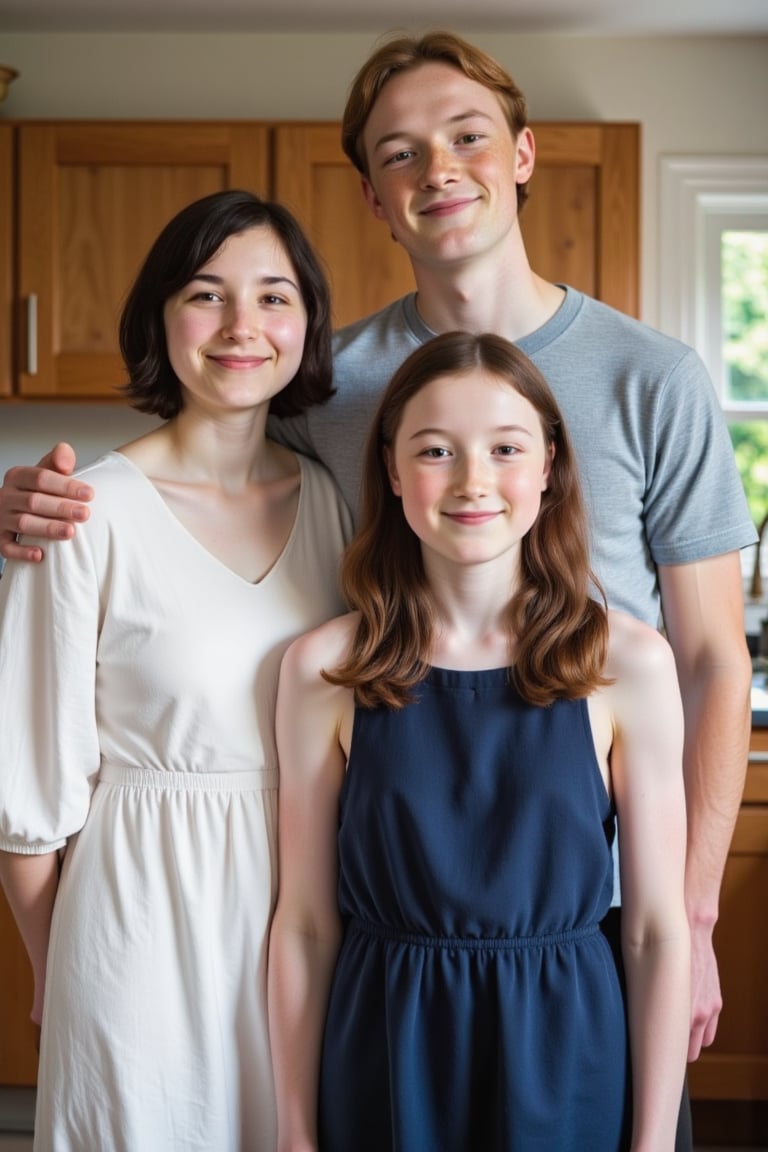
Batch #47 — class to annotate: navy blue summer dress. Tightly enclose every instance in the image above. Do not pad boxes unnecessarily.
[318,667,631,1151]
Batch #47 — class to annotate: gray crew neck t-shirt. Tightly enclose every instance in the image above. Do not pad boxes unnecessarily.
[271,286,756,628]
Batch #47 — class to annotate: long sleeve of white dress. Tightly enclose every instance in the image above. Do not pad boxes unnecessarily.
[0,511,101,853]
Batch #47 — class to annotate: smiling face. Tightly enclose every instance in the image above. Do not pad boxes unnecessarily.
[163,225,308,416]
[386,367,552,574]
[360,61,534,271]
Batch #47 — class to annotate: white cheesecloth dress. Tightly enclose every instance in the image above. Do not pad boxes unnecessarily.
[0,450,351,1152]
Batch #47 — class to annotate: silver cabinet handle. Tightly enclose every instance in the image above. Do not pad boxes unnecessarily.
[27,293,38,375]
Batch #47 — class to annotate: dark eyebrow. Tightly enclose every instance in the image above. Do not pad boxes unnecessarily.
[371,110,495,156]
[188,272,300,291]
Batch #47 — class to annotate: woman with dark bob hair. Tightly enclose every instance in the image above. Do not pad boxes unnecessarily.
[0,189,351,1150]
[120,188,333,420]
[269,332,690,1151]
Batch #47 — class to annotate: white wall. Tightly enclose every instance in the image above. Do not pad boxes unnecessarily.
[1,29,767,472]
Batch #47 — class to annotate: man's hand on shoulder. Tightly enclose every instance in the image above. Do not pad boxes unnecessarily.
[0,443,93,563]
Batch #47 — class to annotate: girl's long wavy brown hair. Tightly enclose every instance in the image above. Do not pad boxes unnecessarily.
[324,332,610,710]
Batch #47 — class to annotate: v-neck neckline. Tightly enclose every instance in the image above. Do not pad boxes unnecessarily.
[109,449,304,588]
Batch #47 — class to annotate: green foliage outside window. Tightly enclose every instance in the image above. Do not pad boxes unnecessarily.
[722,231,768,528]
[730,421,768,528]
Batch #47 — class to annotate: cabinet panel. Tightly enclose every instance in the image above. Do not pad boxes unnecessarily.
[689,731,768,1101]
[0,887,37,1085]
[521,123,639,316]
[0,124,11,397]
[273,122,416,331]
[16,122,269,399]
[520,165,597,297]
[273,121,639,329]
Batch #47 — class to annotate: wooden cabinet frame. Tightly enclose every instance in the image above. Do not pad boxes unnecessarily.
[0,124,12,397]
[689,727,768,1101]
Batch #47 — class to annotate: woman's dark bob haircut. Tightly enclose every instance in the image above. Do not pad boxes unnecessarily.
[119,189,334,420]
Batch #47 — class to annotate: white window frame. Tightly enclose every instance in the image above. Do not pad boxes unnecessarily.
[659,155,768,611]
[658,155,768,419]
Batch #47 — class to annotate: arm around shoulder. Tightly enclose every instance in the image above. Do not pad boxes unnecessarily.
[0,443,92,563]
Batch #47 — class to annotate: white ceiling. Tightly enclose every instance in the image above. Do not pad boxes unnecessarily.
[1,0,768,35]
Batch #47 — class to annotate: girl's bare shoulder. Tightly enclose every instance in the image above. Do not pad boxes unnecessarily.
[281,611,360,681]
[605,609,675,674]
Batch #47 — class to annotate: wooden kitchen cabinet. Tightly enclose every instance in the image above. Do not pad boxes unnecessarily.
[273,120,639,327]
[11,121,269,399]
[0,124,12,398]
[689,726,768,1102]
[273,122,417,330]
[0,118,639,400]
[0,886,37,1085]
[519,122,639,318]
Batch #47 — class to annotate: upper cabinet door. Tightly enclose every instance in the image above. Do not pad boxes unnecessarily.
[520,123,640,319]
[274,121,639,329]
[0,125,12,398]
[16,123,269,398]
[274,122,417,332]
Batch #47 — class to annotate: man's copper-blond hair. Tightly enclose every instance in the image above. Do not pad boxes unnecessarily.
[341,30,531,209]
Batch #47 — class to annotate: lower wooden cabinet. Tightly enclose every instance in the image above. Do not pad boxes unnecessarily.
[0,886,37,1085]
[689,726,768,1101]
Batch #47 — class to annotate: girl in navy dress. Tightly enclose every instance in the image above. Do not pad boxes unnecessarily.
[268,331,690,1151]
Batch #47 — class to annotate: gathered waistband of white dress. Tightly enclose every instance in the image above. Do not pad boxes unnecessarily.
[98,761,278,792]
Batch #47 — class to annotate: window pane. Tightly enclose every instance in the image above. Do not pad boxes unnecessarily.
[729,420,768,528]
[722,231,768,406]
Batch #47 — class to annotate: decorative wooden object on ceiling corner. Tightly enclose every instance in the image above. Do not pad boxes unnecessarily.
[0,66,19,103]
